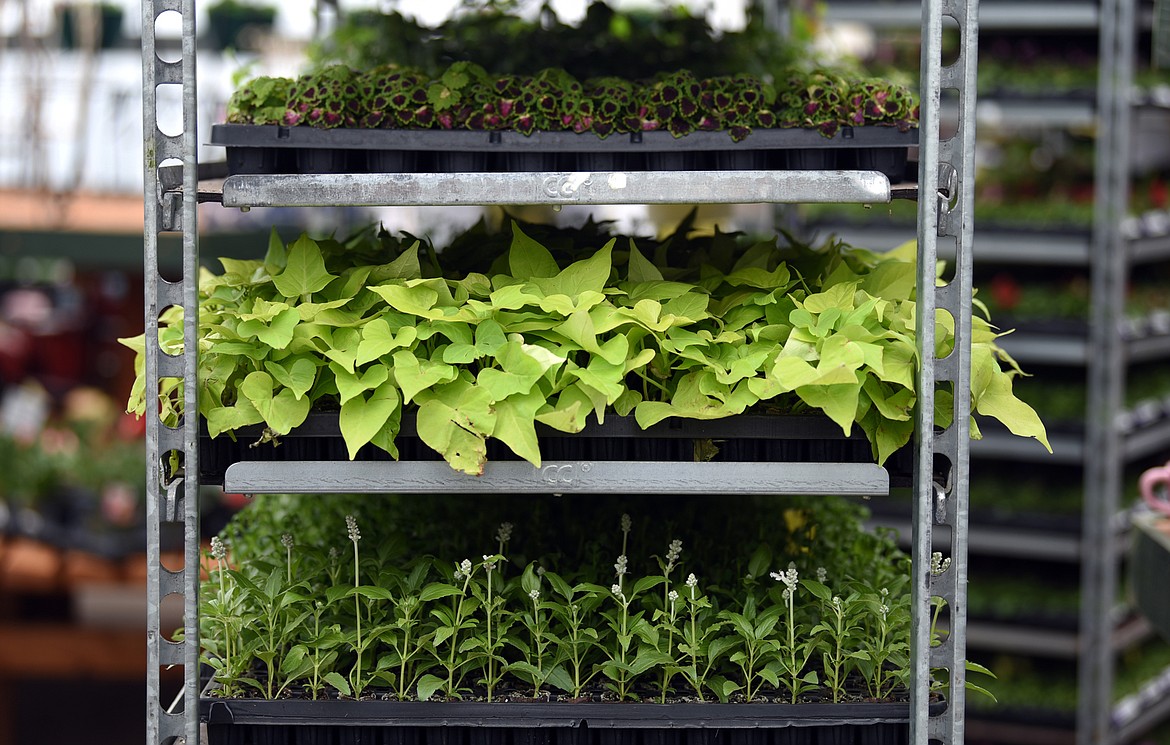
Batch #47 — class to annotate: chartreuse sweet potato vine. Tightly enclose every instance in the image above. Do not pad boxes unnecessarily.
[120,220,1048,475]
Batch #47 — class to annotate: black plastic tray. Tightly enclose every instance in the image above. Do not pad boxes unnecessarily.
[210,124,917,180]
[202,695,941,745]
[198,412,913,488]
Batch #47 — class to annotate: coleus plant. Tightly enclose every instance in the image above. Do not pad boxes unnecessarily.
[121,218,1048,476]
[226,64,919,141]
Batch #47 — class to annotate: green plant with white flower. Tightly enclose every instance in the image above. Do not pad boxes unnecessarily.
[198,497,990,704]
[771,563,819,703]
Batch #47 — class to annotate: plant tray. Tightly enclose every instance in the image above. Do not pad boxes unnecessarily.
[201,695,940,745]
[1131,511,1170,643]
[198,412,912,488]
[210,125,917,180]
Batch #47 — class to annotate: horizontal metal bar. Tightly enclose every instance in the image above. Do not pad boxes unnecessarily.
[224,460,890,496]
[154,58,182,86]
[995,334,1088,366]
[221,171,892,208]
[825,1,1098,28]
[1112,663,1170,744]
[976,98,1096,130]
[1123,418,1170,461]
[969,431,1083,463]
[1130,233,1170,264]
[158,639,184,666]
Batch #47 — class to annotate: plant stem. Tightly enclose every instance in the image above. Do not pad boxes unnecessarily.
[486,568,494,702]
[353,539,362,700]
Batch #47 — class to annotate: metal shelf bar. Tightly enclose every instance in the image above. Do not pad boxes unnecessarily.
[971,431,1084,463]
[1121,418,1170,461]
[825,1,1098,29]
[1112,664,1170,745]
[996,334,1089,365]
[223,460,890,497]
[976,98,1097,129]
[219,170,893,208]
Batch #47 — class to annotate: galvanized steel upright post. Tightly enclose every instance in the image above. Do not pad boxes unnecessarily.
[1080,0,1134,743]
[913,0,977,744]
[142,0,201,742]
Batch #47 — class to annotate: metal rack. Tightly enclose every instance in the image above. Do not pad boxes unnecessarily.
[826,1,1170,743]
[140,2,978,744]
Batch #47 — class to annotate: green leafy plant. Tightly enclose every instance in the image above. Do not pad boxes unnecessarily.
[121,219,1049,478]
[225,63,918,139]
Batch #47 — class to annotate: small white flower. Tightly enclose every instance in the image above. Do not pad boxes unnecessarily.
[345,515,361,543]
[210,536,226,560]
[497,522,514,543]
[832,596,842,609]
[685,573,698,589]
[620,514,632,533]
[782,587,792,601]
[483,554,497,572]
[668,590,679,604]
[664,539,682,571]
[930,552,951,576]
[328,547,339,561]
[879,604,890,618]
[281,533,295,550]
[771,562,799,593]
[611,583,623,597]
[529,589,540,601]
[614,554,628,577]
[536,566,546,576]
[453,561,465,580]
[815,567,827,583]
[460,559,473,578]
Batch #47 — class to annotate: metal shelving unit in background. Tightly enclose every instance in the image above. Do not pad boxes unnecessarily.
[140,2,979,745]
[820,2,1170,745]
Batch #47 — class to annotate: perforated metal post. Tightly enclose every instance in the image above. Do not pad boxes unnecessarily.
[143,0,200,743]
[912,1,977,744]
[1080,0,1134,743]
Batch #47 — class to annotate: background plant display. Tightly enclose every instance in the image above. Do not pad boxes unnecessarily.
[200,492,943,703]
[121,218,1048,476]
[304,0,833,84]
[225,64,917,140]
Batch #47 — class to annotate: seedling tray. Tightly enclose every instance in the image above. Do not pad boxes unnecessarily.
[202,694,940,745]
[198,412,912,488]
[210,125,917,180]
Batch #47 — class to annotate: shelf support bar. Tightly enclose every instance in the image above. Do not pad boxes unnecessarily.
[1080,0,1136,743]
[913,1,978,744]
[143,0,200,742]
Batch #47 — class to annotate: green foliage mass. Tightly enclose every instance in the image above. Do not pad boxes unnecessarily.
[228,64,917,140]
[201,493,923,702]
[121,217,1048,476]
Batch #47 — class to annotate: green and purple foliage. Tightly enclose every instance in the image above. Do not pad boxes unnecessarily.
[226,76,293,125]
[286,65,362,128]
[233,64,918,139]
[358,65,433,128]
[776,70,851,137]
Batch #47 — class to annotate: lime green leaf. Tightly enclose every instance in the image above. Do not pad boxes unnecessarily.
[381,242,421,281]
[206,401,265,438]
[324,672,352,697]
[240,371,311,434]
[415,384,495,475]
[533,239,614,297]
[796,382,862,434]
[369,284,441,319]
[272,234,338,299]
[972,365,1051,452]
[627,240,663,283]
[535,388,590,433]
[392,351,458,404]
[339,380,401,459]
[237,308,300,350]
[264,357,317,400]
[331,362,390,405]
[508,222,560,279]
[492,391,545,466]
[356,318,418,366]
[264,227,287,274]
